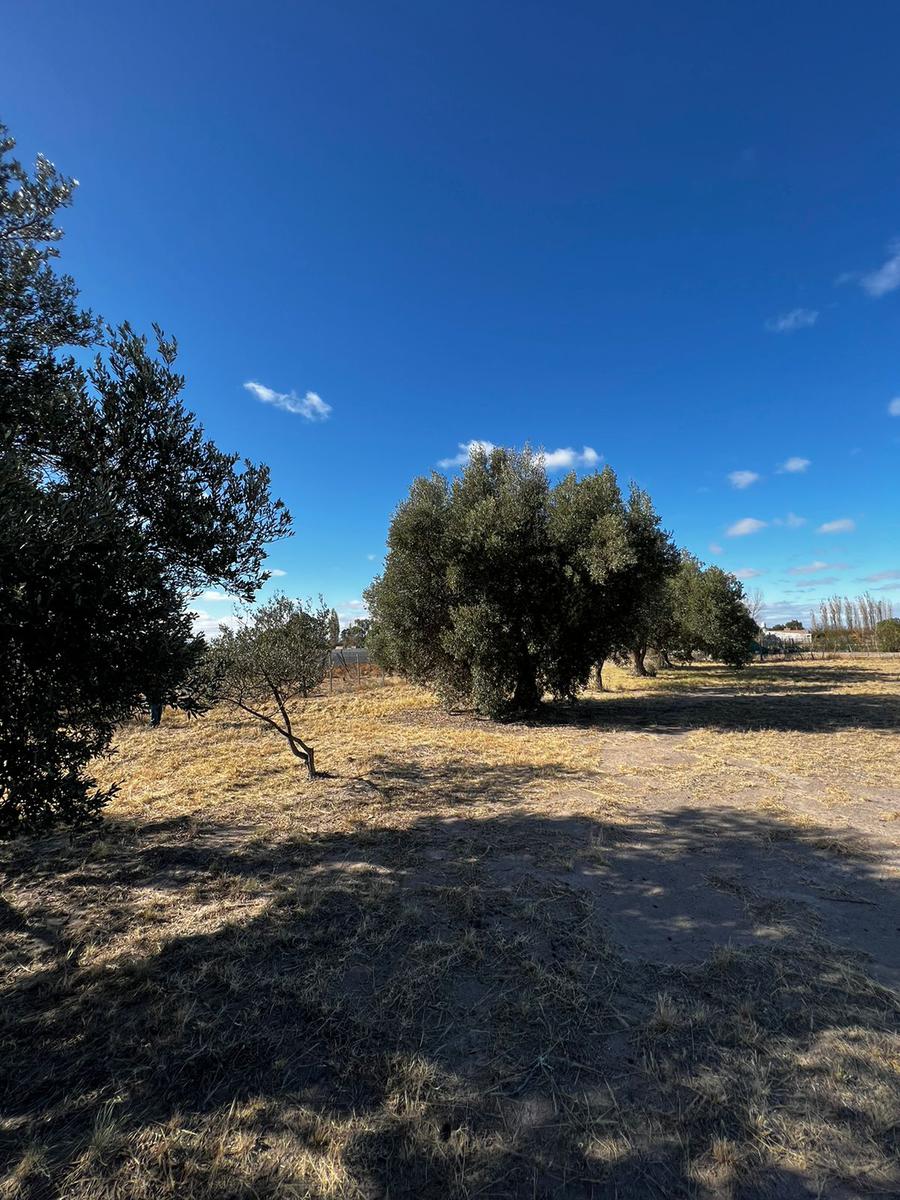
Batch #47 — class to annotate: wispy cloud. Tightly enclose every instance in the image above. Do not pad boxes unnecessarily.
[765,308,818,333]
[818,518,856,534]
[789,561,846,575]
[268,568,287,577]
[437,441,600,471]
[708,542,724,555]
[728,470,760,489]
[778,456,810,473]
[735,567,764,579]
[772,512,807,528]
[198,589,231,602]
[889,397,900,417]
[727,517,767,537]
[794,577,842,589]
[862,569,900,582]
[860,239,900,298]
[243,380,331,421]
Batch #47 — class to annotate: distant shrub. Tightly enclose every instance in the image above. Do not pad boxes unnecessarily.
[875,618,900,652]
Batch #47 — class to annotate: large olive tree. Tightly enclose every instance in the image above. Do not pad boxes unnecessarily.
[0,124,290,835]
[366,446,674,715]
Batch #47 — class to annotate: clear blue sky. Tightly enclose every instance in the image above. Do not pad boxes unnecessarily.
[6,0,899,628]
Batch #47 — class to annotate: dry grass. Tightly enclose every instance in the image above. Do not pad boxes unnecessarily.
[1,658,898,1198]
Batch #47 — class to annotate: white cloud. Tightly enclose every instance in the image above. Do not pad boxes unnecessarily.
[765,308,818,333]
[438,439,496,468]
[728,469,760,489]
[727,517,767,537]
[243,380,331,421]
[539,446,600,470]
[888,397,900,416]
[198,589,230,602]
[735,567,764,579]
[860,240,900,298]
[862,569,900,582]
[367,553,377,561]
[268,568,287,577]
[336,598,369,623]
[191,610,242,639]
[708,542,724,555]
[818,518,856,534]
[778,456,810,473]
[755,599,812,625]
[785,512,806,528]
[437,441,600,471]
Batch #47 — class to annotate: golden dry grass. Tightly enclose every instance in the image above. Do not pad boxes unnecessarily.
[1,657,898,1198]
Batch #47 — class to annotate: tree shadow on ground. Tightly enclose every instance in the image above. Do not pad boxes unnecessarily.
[541,687,900,735]
[1,777,898,1198]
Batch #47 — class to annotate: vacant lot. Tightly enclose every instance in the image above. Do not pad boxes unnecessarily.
[2,659,898,1199]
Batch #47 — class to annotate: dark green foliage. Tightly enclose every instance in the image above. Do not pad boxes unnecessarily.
[327,608,341,647]
[210,595,329,776]
[0,124,290,835]
[654,554,758,668]
[875,618,900,652]
[341,618,372,647]
[366,447,675,715]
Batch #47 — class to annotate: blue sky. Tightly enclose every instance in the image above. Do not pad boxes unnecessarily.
[6,0,899,629]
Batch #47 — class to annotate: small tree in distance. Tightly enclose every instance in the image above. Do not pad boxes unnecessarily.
[341,618,372,647]
[211,595,329,778]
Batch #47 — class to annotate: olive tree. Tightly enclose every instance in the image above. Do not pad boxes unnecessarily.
[876,617,900,652]
[211,595,329,777]
[0,123,290,835]
[653,554,758,667]
[366,447,674,715]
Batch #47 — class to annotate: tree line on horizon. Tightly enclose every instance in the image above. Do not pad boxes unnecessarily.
[1,120,763,837]
[809,594,900,652]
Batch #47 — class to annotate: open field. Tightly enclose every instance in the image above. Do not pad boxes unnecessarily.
[2,659,899,1198]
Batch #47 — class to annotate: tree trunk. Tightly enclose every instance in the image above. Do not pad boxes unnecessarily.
[632,647,648,677]
[512,667,540,713]
[596,661,605,691]
[659,650,673,669]
[285,732,316,778]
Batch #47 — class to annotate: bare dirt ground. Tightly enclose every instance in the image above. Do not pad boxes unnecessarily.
[1,659,898,1198]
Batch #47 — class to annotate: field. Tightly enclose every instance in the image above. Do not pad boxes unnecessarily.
[2,658,899,1199]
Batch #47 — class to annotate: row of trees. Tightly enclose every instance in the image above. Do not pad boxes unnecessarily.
[810,595,900,652]
[1,125,290,835]
[365,448,758,717]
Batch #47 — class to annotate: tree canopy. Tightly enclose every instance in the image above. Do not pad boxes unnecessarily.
[876,618,900,652]
[366,447,677,715]
[0,124,290,835]
[209,595,329,777]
